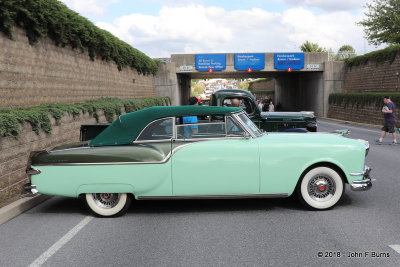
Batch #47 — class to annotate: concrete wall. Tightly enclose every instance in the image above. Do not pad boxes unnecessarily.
[154,63,179,105]
[0,27,155,108]
[344,54,400,92]
[324,61,346,116]
[275,72,324,116]
[298,72,324,114]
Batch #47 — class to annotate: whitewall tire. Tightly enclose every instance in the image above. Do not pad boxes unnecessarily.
[297,166,344,210]
[85,193,131,217]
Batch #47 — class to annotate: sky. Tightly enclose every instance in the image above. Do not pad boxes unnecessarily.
[59,0,381,58]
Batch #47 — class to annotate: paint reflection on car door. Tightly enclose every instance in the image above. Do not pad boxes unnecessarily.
[171,139,259,196]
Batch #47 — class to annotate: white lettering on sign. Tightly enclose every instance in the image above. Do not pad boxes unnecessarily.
[179,65,195,72]
[306,64,320,70]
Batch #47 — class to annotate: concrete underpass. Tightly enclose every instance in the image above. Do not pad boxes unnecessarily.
[154,53,345,117]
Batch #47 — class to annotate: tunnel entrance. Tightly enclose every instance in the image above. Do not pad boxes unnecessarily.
[177,70,324,116]
[153,52,344,117]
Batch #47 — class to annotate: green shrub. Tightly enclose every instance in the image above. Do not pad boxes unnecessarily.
[0,0,159,75]
[345,45,400,68]
[0,97,170,139]
[329,92,400,110]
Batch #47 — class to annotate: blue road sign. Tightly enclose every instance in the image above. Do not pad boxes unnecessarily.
[234,53,265,71]
[195,54,226,71]
[274,53,304,70]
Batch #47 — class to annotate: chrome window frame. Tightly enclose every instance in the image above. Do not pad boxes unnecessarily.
[134,117,175,143]
[232,111,262,138]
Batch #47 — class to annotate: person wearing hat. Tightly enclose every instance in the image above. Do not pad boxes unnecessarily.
[377,96,397,145]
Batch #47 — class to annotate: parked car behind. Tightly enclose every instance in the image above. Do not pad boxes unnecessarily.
[210,89,317,132]
[26,106,372,217]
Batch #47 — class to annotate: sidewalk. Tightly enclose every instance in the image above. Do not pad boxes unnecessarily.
[0,195,51,224]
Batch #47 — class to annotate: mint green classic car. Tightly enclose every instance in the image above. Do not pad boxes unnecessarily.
[25,106,372,217]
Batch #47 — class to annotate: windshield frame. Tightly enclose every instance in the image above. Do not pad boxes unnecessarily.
[232,111,263,138]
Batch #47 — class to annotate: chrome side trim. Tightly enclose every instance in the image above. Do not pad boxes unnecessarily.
[51,146,91,153]
[26,168,41,175]
[137,193,288,200]
[135,117,175,142]
[31,142,195,166]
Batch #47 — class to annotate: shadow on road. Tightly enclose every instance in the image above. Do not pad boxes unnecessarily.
[35,192,353,215]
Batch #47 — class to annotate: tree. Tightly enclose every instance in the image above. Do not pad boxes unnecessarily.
[300,41,327,52]
[358,0,400,45]
[335,45,356,60]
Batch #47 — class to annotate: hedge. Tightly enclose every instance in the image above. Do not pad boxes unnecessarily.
[345,45,400,68]
[329,92,400,110]
[0,0,159,75]
[0,97,170,139]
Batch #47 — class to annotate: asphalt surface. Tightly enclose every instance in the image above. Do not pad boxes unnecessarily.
[1,119,399,266]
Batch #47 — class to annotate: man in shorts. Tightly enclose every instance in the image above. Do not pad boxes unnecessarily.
[377,96,397,145]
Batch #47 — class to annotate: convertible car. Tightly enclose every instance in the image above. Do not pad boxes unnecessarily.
[25,106,372,217]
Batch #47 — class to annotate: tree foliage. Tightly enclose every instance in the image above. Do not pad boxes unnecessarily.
[0,0,159,75]
[300,41,327,52]
[358,0,400,46]
[345,44,400,67]
[329,92,400,110]
[335,45,356,60]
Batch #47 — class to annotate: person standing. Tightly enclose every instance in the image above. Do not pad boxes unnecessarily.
[268,100,275,112]
[183,97,199,137]
[377,96,397,145]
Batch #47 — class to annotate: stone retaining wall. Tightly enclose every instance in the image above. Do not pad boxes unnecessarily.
[328,103,399,127]
[343,54,400,93]
[0,111,109,205]
[0,27,155,108]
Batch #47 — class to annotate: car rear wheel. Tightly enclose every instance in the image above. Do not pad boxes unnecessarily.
[85,193,131,217]
[297,166,344,210]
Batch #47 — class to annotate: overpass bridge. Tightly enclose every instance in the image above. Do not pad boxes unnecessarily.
[154,52,345,117]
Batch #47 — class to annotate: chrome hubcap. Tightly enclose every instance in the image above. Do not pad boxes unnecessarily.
[92,193,120,209]
[308,175,336,201]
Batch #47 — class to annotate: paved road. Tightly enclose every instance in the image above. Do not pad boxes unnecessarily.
[1,119,399,267]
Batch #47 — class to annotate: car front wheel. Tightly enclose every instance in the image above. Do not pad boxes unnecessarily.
[297,166,344,210]
[85,193,131,217]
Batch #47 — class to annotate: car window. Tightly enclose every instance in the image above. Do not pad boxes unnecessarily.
[226,117,245,136]
[223,97,255,114]
[136,118,173,141]
[237,113,262,137]
[176,115,226,139]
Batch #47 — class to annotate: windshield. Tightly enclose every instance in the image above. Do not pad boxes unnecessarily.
[236,112,263,137]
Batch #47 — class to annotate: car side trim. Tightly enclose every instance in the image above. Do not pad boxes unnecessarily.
[137,193,288,200]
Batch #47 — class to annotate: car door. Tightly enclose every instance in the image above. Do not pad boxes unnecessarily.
[171,116,260,196]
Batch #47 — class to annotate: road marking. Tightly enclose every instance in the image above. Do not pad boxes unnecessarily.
[28,215,93,267]
[389,245,400,254]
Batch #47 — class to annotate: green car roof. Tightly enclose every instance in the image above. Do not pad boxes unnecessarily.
[90,105,241,147]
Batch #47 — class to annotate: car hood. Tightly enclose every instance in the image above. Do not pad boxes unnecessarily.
[260,111,315,120]
[259,131,364,148]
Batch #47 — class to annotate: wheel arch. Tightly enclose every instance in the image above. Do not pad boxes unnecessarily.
[295,162,348,191]
[76,183,135,197]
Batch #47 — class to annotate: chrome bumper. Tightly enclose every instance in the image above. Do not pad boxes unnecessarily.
[23,183,39,197]
[350,166,373,191]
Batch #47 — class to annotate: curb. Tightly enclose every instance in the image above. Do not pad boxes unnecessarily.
[0,195,51,225]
